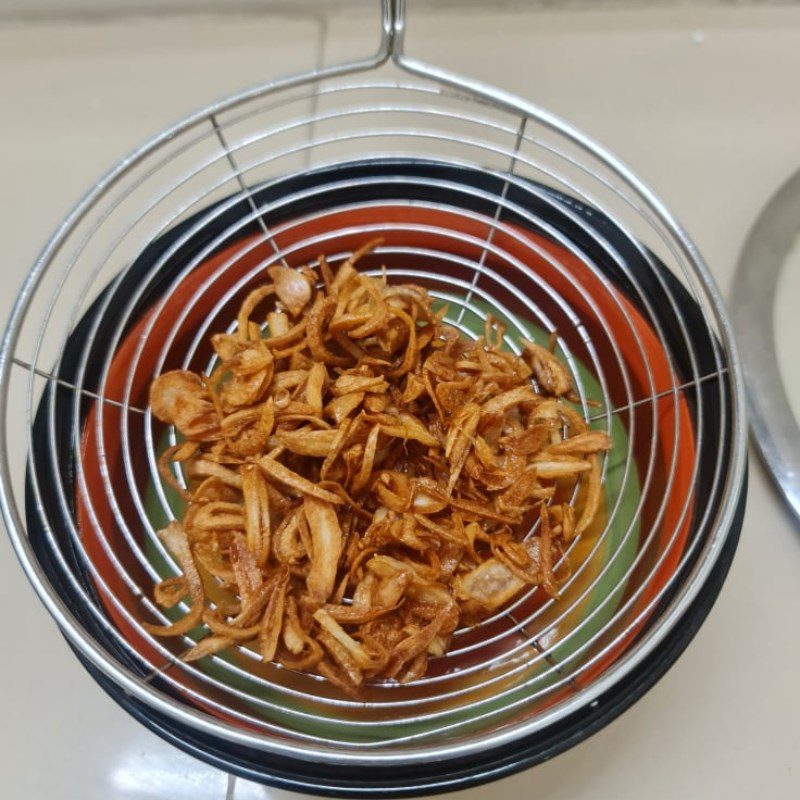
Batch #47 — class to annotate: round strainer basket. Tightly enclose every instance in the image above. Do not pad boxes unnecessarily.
[1,2,747,796]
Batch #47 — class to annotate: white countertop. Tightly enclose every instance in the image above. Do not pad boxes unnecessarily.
[1,3,799,798]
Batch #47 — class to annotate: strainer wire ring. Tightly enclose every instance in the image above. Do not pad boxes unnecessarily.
[34,144,704,724]
[79,115,680,656]
[151,217,639,642]
[84,217,628,700]
[23,115,712,748]
[75,205,692,712]
[34,198,688,732]
[146,237,625,664]
[84,173,636,648]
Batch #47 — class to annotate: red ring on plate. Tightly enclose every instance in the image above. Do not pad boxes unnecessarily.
[77,205,695,731]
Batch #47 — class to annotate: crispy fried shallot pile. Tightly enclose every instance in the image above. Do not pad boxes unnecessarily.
[145,239,610,695]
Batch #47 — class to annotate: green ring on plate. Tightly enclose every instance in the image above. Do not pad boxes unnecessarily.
[143,300,640,741]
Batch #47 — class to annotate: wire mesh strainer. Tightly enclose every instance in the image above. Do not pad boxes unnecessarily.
[1,1,747,796]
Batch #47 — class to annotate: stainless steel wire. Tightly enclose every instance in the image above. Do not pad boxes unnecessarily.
[0,0,745,769]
